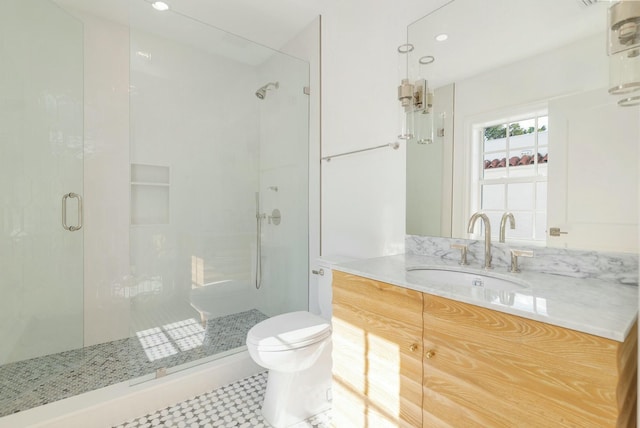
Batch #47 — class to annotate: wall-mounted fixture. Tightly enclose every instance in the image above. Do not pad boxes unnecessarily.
[397,44,436,144]
[255,81,279,100]
[608,0,640,106]
[397,43,416,140]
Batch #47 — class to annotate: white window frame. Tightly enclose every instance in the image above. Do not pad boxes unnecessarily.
[469,110,548,245]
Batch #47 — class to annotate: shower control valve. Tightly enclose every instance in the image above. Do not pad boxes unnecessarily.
[268,209,281,226]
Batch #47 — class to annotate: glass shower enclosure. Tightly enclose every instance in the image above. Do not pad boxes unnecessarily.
[0,0,310,416]
[126,0,310,381]
[0,0,84,367]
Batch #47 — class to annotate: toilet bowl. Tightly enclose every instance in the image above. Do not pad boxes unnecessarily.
[246,256,358,427]
[246,311,332,427]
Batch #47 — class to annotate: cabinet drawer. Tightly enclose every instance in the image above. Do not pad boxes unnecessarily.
[333,271,423,324]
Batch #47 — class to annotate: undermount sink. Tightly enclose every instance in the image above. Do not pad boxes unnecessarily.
[405,267,529,292]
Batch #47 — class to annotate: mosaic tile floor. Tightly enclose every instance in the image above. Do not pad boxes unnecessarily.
[0,309,267,418]
[113,372,332,428]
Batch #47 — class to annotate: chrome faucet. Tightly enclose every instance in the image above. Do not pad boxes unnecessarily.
[467,212,492,270]
[499,212,515,243]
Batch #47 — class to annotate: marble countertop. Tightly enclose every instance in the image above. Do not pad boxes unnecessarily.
[333,254,638,342]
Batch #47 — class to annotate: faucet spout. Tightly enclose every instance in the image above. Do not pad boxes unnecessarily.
[499,212,516,243]
[467,212,492,270]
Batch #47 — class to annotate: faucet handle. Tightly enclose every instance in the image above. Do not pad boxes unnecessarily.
[510,249,534,273]
[451,243,469,266]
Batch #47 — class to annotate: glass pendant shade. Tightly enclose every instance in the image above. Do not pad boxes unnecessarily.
[397,44,415,140]
[608,1,640,98]
[609,48,640,94]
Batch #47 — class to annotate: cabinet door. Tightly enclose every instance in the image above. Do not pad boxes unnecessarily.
[422,294,637,428]
[332,271,423,428]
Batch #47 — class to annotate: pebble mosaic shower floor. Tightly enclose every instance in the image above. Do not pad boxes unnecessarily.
[0,309,267,418]
[113,372,332,428]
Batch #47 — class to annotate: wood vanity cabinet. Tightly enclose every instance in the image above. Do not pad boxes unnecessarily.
[332,272,638,428]
[422,294,638,428]
[331,271,424,427]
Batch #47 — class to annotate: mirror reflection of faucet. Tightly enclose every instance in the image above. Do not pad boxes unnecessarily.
[467,212,492,270]
[499,212,515,243]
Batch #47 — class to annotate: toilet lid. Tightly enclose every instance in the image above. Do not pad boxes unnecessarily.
[247,311,331,351]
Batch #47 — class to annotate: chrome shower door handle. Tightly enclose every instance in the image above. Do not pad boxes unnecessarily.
[62,192,83,231]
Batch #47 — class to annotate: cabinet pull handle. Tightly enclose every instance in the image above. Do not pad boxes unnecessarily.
[426,350,436,359]
[409,343,418,352]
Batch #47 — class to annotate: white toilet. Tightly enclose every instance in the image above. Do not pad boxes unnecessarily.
[246,257,350,427]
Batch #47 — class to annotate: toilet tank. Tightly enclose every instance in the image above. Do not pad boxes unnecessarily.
[315,255,359,321]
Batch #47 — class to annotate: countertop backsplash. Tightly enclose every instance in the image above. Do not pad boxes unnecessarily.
[406,235,639,286]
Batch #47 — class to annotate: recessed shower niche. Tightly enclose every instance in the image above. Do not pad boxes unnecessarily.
[130,163,170,225]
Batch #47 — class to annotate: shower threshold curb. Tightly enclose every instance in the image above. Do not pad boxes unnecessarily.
[0,350,262,428]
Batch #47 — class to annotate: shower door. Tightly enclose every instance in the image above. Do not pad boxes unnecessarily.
[0,0,84,365]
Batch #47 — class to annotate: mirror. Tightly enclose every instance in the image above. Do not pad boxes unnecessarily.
[405,0,639,253]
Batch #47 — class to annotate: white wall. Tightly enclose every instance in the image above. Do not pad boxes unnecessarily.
[319,0,447,259]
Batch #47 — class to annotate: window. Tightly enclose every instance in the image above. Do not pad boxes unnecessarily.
[471,114,548,243]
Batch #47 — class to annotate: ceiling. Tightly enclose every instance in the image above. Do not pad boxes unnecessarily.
[53,0,614,79]
[54,0,325,52]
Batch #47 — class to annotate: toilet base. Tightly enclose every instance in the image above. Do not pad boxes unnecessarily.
[260,342,332,428]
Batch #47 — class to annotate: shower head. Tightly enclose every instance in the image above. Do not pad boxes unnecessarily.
[255,81,279,100]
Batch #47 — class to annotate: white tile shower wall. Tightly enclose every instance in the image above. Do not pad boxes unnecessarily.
[79,12,132,346]
[129,28,262,322]
[406,235,639,285]
[68,9,322,347]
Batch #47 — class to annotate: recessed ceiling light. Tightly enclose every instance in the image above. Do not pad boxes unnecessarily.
[151,1,170,11]
[435,33,448,42]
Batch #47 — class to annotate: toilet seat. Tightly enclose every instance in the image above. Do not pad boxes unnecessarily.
[247,311,331,352]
